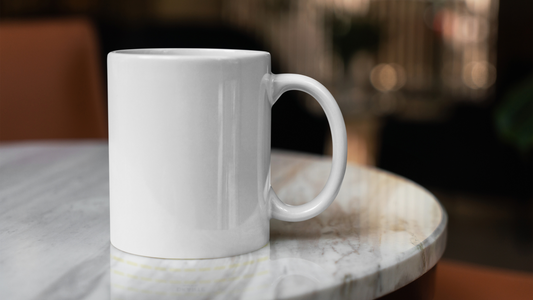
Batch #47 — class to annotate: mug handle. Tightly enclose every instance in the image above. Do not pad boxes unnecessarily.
[267,74,348,222]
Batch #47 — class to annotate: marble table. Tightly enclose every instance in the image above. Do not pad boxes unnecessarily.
[0,142,446,300]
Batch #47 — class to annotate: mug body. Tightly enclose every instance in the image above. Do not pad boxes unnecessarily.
[108,49,272,259]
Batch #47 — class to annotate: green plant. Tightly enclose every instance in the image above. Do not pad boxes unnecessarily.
[494,75,533,154]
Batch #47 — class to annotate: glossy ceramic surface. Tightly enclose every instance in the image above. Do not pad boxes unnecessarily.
[107,49,347,259]
[0,143,446,300]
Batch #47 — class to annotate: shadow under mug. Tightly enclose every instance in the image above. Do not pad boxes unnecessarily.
[108,49,347,259]
[110,244,333,299]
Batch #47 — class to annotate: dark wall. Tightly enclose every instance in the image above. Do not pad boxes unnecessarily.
[378,0,533,199]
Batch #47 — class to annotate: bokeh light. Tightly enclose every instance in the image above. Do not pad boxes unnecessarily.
[462,61,497,89]
[370,63,406,92]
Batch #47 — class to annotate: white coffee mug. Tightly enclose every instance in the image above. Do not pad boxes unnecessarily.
[108,49,347,259]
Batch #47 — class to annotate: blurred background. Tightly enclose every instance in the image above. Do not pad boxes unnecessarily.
[0,0,531,297]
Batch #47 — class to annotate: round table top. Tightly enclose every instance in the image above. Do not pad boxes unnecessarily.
[0,142,446,300]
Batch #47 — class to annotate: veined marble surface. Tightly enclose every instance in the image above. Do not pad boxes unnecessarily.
[0,142,446,300]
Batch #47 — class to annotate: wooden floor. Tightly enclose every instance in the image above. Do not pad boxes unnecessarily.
[435,260,533,300]
[434,189,533,273]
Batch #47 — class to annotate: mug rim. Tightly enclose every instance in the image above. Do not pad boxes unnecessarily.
[109,48,269,59]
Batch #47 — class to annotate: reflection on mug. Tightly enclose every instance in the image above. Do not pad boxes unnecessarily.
[110,244,333,299]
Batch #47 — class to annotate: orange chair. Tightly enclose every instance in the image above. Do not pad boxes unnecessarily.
[0,18,107,141]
